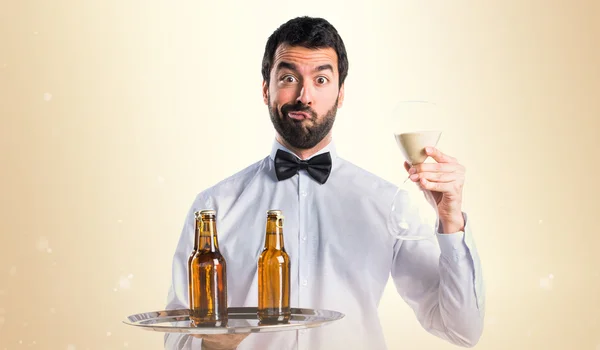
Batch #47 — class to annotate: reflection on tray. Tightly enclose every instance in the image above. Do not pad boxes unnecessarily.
[258,320,290,327]
[190,319,228,328]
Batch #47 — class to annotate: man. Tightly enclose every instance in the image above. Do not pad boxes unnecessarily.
[164,16,485,350]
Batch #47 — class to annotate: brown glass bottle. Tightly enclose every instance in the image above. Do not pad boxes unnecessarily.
[257,210,291,324]
[188,210,228,327]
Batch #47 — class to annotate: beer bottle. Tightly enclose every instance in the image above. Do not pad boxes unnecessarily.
[188,209,228,326]
[257,210,291,324]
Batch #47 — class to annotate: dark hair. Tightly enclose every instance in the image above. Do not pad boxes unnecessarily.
[261,16,349,88]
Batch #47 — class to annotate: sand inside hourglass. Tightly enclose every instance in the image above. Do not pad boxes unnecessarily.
[394,131,442,165]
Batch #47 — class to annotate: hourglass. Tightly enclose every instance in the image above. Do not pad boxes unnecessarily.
[387,101,443,240]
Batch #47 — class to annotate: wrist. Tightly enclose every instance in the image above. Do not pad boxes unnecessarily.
[439,214,465,233]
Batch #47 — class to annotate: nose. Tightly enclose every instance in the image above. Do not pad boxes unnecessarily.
[296,83,313,105]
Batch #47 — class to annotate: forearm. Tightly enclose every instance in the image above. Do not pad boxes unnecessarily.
[430,233,484,346]
[392,214,485,347]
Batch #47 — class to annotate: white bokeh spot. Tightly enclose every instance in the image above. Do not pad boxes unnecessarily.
[67,345,76,350]
[106,331,111,337]
[43,93,52,101]
[119,276,131,290]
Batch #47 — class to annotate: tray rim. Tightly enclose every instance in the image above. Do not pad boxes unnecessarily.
[123,306,345,335]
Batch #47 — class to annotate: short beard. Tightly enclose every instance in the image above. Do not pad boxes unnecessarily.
[268,97,338,149]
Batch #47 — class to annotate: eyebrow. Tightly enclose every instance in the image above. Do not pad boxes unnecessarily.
[315,64,333,73]
[275,62,334,74]
[276,61,297,72]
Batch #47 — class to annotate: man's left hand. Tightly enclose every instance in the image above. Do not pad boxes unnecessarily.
[404,146,466,233]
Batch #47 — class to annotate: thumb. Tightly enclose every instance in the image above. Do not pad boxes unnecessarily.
[403,161,411,173]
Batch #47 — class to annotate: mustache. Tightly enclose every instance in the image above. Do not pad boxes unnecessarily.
[281,103,317,119]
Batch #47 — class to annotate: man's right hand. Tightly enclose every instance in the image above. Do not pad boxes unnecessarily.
[192,333,249,350]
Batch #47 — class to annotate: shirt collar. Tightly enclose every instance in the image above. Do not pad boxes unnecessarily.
[269,138,338,165]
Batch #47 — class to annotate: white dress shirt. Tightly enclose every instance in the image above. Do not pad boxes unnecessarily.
[164,139,485,350]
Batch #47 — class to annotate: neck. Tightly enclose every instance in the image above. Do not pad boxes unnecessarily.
[276,133,332,160]
[265,219,284,250]
[197,219,219,252]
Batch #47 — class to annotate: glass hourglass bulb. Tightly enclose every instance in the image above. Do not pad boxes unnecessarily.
[387,101,443,240]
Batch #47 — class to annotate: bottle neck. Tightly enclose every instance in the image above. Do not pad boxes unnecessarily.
[195,218,219,252]
[264,217,284,250]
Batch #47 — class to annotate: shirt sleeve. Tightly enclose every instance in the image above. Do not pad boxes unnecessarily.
[163,195,205,349]
[390,212,486,347]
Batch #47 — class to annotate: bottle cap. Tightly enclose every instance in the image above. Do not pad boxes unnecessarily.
[267,210,283,216]
[195,209,216,219]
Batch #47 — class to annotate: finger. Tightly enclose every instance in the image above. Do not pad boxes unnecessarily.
[419,178,462,193]
[192,333,249,345]
[410,172,460,183]
[403,161,411,173]
[201,333,249,341]
[425,147,457,163]
[412,162,463,174]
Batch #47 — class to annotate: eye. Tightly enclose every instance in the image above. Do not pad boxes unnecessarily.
[281,75,297,83]
[316,76,329,85]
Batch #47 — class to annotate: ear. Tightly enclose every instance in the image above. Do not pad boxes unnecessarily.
[337,84,345,108]
[262,80,269,105]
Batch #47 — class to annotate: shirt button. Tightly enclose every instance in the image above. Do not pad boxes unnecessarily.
[302,280,308,286]
[300,190,307,197]
[302,236,307,241]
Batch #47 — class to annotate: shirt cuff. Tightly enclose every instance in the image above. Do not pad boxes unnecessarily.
[436,212,469,261]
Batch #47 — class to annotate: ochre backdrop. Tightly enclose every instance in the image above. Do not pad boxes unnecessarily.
[1,1,599,349]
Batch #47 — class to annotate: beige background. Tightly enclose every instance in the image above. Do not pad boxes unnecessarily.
[1,0,599,349]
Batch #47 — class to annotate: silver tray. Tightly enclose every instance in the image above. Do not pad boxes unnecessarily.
[124,307,344,334]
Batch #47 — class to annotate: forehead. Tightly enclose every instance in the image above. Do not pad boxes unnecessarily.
[272,44,338,73]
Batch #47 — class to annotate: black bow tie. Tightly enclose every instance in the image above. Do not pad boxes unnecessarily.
[274,149,332,184]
